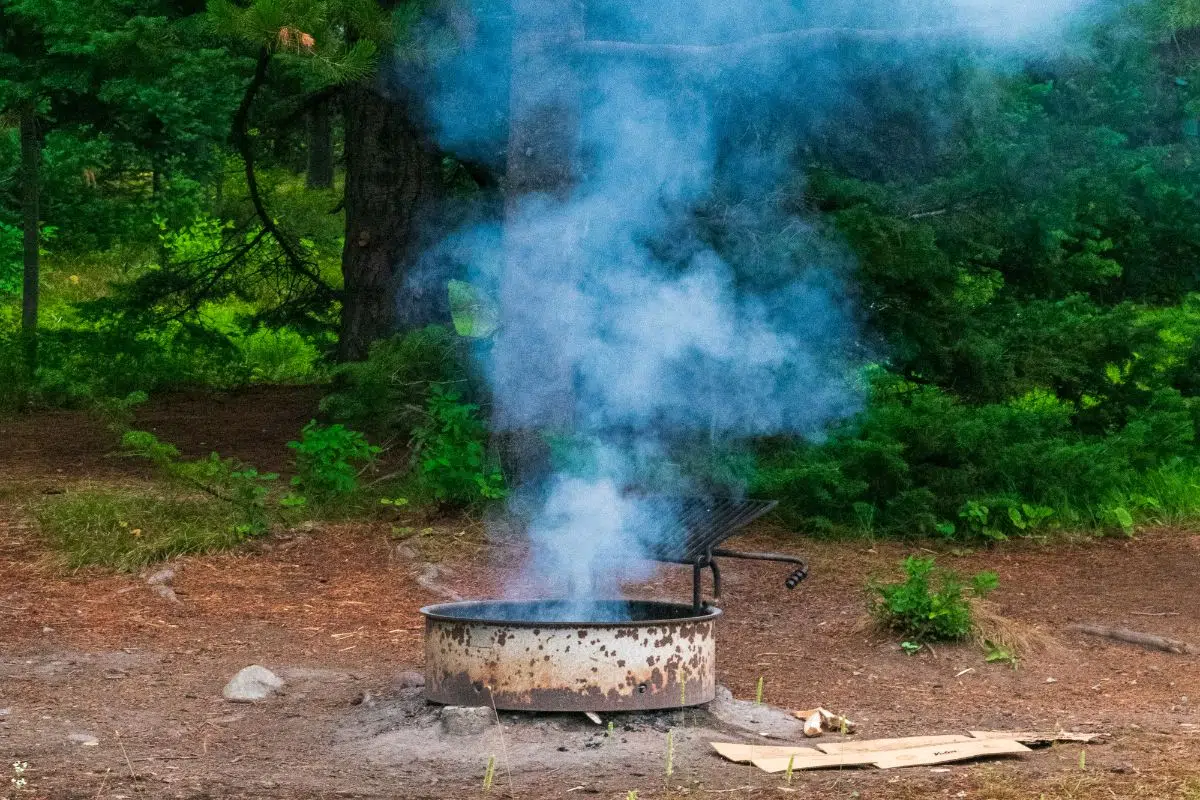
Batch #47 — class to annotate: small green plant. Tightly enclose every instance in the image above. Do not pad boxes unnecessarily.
[121,430,278,536]
[626,792,638,800]
[900,640,921,655]
[784,753,795,784]
[755,676,764,705]
[984,640,1019,668]
[607,720,614,738]
[411,385,505,507]
[482,754,495,791]
[870,556,998,643]
[287,421,381,503]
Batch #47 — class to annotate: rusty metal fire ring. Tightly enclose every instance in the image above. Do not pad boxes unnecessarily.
[421,600,721,712]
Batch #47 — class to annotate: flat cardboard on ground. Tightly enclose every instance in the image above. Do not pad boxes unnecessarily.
[709,742,822,764]
[871,738,1032,769]
[816,734,973,754]
[751,751,882,773]
[969,730,1104,744]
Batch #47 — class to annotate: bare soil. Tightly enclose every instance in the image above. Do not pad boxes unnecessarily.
[2,388,1199,799]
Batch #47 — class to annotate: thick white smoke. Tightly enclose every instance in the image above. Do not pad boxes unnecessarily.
[410,0,1102,608]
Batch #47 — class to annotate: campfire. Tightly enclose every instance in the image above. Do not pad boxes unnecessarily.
[421,495,807,712]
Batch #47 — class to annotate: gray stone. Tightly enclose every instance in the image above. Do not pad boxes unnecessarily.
[440,705,494,736]
[222,665,284,702]
[395,670,425,690]
[146,568,174,586]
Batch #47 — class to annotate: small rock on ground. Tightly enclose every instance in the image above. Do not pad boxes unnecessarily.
[223,665,285,702]
[68,733,99,746]
[395,671,425,690]
[440,705,494,736]
[146,568,174,586]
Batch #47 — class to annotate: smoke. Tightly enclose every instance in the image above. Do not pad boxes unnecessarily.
[408,0,1104,609]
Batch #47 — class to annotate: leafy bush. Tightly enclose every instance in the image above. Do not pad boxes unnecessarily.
[121,430,278,536]
[36,491,250,571]
[320,325,468,441]
[753,369,1200,539]
[232,326,323,383]
[870,556,998,643]
[411,385,505,507]
[287,421,381,503]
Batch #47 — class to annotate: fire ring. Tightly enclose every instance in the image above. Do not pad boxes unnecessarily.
[421,600,721,712]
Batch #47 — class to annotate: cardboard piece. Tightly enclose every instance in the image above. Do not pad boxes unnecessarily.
[871,739,1031,769]
[752,751,882,773]
[969,730,1105,745]
[816,734,974,754]
[710,742,821,764]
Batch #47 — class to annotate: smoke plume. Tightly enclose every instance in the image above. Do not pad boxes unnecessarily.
[407,0,1102,610]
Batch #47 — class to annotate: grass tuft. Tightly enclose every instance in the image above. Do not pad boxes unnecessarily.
[36,490,249,571]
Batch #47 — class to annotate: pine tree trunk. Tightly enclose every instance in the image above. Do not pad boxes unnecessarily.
[306,100,335,190]
[19,103,40,374]
[490,0,584,487]
[338,80,444,362]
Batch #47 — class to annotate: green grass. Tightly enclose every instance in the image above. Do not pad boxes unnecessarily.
[36,490,250,571]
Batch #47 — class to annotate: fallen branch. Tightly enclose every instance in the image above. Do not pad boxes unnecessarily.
[1070,624,1196,655]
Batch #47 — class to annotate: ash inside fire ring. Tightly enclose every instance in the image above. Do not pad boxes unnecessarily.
[422,599,718,625]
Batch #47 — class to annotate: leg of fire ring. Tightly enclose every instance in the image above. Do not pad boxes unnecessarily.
[692,562,702,612]
[710,560,721,601]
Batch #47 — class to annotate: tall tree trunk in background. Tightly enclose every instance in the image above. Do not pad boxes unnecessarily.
[19,103,40,374]
[491,0,584,488]
[306,100,334,190]
[338,80,444,361]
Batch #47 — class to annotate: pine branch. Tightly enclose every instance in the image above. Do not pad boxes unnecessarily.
[231,45,335,300]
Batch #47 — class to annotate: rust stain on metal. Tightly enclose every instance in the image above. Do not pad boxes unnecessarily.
[421,600,720,712]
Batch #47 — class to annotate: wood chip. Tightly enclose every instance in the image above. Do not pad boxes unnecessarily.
[969,730,1106,744]
[816,735,973,754]
[710,742,821,764]
[871,739,1031,769]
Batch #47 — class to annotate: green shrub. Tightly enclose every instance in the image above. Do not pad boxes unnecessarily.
[412,385,505,507]
[320,325,468,441]
[121,430,278,536]
[37,491,248,571]
[870,556,998,643]
[753,369,1200,539]
[287,421,381,503]
[232,326,323,383]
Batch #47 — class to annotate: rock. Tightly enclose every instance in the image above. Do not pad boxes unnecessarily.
[146,568,174,586]
[440,705,494,736]
[395,670,426,690]
[223,665,285,702]
[68,733,99,746]
[152,584,180,604]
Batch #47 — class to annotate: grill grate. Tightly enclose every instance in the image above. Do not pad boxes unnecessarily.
[635,496,779,564]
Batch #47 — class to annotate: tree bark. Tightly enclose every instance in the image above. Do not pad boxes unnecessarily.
[338,79,444,361]
[490,0,584,487]
[306,99,335,190]
[19,103,40,374]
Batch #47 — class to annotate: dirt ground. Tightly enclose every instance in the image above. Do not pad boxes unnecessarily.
[2,388,1199,799]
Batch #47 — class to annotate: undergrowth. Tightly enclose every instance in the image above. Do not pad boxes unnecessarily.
[36,491,246,571]
[870,556,998,643]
